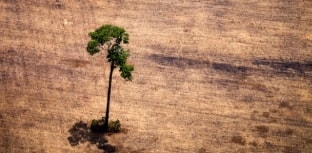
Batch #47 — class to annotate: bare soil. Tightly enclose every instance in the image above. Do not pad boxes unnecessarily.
[1,0,312,153]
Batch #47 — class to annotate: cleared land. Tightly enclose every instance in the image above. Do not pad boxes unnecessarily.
[1,0,312,152]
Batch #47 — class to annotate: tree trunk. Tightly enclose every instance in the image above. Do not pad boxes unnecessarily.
[104,62,114,131]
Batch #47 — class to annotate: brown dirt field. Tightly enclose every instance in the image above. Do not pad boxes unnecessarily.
[1,0,312,152]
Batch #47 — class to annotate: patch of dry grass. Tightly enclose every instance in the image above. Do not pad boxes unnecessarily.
[231,136,246,146]
[279,101,293,110]
[262,112,270,118]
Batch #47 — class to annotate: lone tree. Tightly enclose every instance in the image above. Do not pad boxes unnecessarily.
[87,24,134,131]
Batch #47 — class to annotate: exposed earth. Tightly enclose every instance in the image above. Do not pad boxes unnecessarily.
[1,0,312,152]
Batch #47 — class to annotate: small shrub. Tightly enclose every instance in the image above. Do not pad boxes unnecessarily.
[231,136,246,145]
[90,118,121,133]
[109,119,121,133]
[90,117,105,133]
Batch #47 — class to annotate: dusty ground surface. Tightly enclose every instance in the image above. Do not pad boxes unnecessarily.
[1,0,312,152]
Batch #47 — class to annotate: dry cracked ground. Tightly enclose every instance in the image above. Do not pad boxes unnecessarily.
[1,0,312,153]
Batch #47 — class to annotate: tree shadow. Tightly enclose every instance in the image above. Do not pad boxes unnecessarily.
[148,54,210,69]
[148,53,312,79]
[212,62,248,74]
[67,121,116,153]
[253,59,312,77]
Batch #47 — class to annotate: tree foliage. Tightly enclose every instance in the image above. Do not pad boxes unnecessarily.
[87,24,133,80]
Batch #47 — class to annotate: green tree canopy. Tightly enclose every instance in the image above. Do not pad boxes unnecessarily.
[87,24,133,80]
